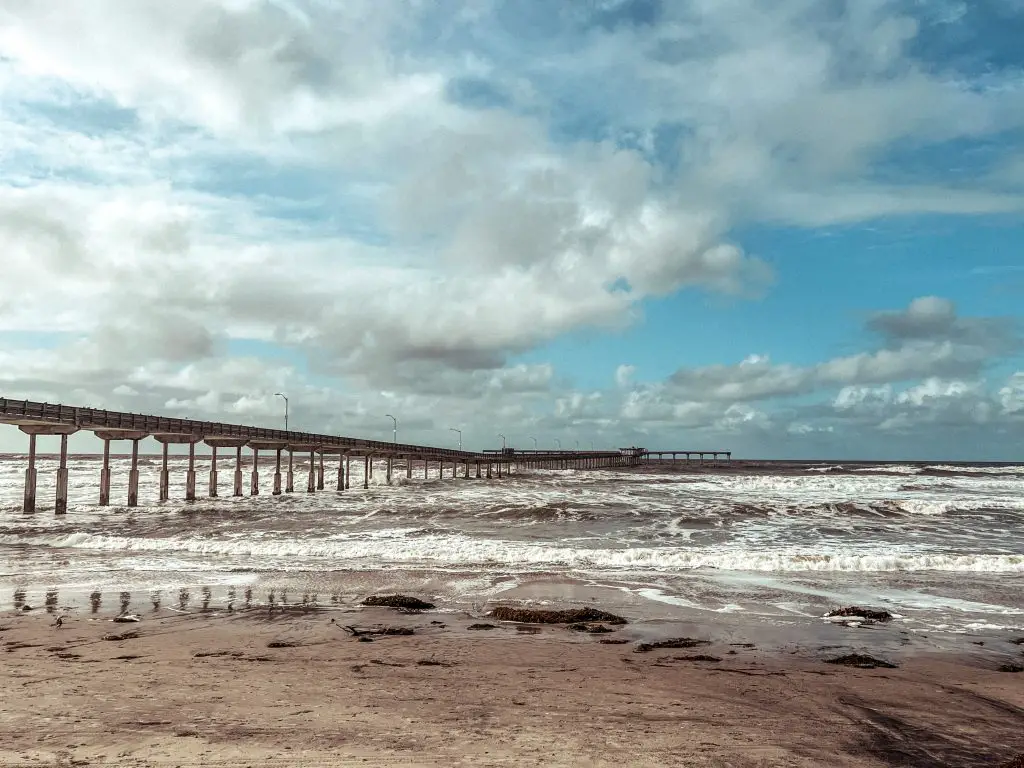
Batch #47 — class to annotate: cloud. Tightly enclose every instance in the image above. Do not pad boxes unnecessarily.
[665,297,1018,403]
[1,1,1023,456]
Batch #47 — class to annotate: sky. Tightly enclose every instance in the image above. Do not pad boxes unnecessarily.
[1,0,1023,460]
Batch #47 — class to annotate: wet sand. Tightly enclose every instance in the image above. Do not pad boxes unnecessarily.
[1,604,1022,767]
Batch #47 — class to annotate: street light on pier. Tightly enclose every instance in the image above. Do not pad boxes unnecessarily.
[385,414,397,443]
[575,439,580,451]
[554,438,561,450]
[498,433,506,451]
[529,436,538,450]
[449,427,462,451]
[274,393,289,431]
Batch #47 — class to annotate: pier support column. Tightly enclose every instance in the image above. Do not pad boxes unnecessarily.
[475,462,481,478]
[23,433,37,514]
[364,455,370,489]
[234,446,243,497]
[287,450,294,493]
[128,439,141,507]
[345,454,351,489]
[209,447,218,498]
[186,442,196,501]
[317,451,325,490]
[338,454,345,490]
[464,461,470,479]
[424,460,428,479]
[386,455,392,485]
[274,448,282,495]
[159,442,170,501]
[486,462,492,479]
[55,434,69,515]
[250,447,260,496]
[406,456,412,479]
[204,438,250,496]
[99,439,111,506]
[306,450,316,493]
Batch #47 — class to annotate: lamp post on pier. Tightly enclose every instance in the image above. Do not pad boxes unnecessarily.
[498,433,506,451]
[274,393,289,431]
[385,414,397,444]
[449,427,462,451]
[529,436,537,449]
[554,438,561,450]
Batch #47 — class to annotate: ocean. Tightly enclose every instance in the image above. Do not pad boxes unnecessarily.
[1,455,1022,637]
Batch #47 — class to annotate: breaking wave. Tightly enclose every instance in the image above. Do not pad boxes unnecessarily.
[2,531,1022,573]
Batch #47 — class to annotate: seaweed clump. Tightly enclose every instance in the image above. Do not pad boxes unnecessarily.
[634,638,710,653]
[362,595,435,610]
[824,654,898,669]
[488,607,627,625]
[1001,754,1024,768]
[825,607,894,622]
[567,623,614,633]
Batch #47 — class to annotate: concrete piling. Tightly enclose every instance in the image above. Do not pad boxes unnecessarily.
[250,447,260,496]
[209,446,218,498]
[99,439,111,506]
[364,455,370,489]
[274,448,282,495]
[286,450,294,493]
[128,439,140,507]
[159,442,170,502]
[317,451,325,490]
[406,455,412,479]
[23,433,37,514]
[306,450,315,493]
[338,453,345,490]
[55,433,69,515]
[186,442,196,501]
[234,446,243,497]
[345,454,351,490]
[386,455,392,485]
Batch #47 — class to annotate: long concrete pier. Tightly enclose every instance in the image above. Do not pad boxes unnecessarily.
[0,398,645,514]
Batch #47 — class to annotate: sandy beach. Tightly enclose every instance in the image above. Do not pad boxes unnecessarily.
[1,600,1023,768]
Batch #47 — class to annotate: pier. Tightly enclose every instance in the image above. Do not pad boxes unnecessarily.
[0,398,645,514]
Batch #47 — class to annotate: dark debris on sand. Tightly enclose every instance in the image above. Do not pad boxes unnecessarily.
[101,631,140,642]
[1002,753,1024,768]
[998,663,1023,673]
[824,653,898,669]
[826,606,894,622]
[567,622,614,633]
[361,595,435,610]
[1010,637,1024,645]
[599,638,629,645]
[634,638,710,653]
[467,623,498,630]
[673,654,721,662]
[488,607,627,625]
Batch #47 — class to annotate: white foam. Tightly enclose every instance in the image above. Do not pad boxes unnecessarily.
[3,531,1022,573]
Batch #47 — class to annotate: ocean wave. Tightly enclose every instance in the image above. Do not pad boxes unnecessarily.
[3,532,1022,573]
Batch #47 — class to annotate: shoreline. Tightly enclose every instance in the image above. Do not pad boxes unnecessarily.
[1,601,1023,767]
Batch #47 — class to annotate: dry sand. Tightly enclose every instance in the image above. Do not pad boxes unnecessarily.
[1,604,1022,767]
